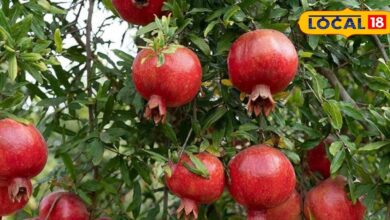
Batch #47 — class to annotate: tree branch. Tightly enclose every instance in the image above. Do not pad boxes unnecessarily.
[318,67,357,107]
[86,0,98,218]
[372,35,389,62]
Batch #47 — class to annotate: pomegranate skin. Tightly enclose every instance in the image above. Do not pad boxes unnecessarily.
[132,46,202,123]
[227,30,298,116]
[304,176,366,220]
[165,153,225,219]
[264,190,302,220]
[0,179,32,216]
[228,145,296,212]
[112,0,166,26]
[307,142,331,178]
[228,29,298,94]
[0,118,48,179]
[39,191,90,220]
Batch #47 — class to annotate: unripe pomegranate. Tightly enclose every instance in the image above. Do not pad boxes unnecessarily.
[228,145,296,219]
[304,176,366,220]
[132,46,202,124]
[39,191,90,220]
[307,141,330,178]
[228,29,298,116]
[0,178,32,216]
[165,153,225,219]
[263,190,301,220]
[112,0,166,25]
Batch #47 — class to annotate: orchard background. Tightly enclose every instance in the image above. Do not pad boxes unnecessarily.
[1,0,390,219]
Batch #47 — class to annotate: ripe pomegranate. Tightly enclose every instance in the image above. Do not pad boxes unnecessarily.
[0,178,32,216]
[165,153,225,219]
[304,176,366,220]
[307,141,331,178]
[132,46,202,124]
[228,29,298,116]
[228,145,296,219]
[39,191,90,220]
[0,118,47,214]
[262,190,301,220]
[112,0,166,25]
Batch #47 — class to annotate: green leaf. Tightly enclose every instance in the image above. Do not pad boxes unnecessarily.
[133,160,152,185]
[54,28,62,53]
[322,100,343,130]
[161,123,178,145]
[88,139,104,166]
[61,153,76,181]
[339,102,364,120]
[183,153,210,179]
[329,141,343,156]
[7,55,17,80]
[308,35,320,50]
[188,34,211,56]
[0,92,24,108]
[359,141,390,151]
[137,22,158,36]
[330,149,345,174]
[202,107,227,131]
[204,20,219,37]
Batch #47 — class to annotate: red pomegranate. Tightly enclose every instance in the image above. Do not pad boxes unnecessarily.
[0,118,47,212]
[304,176,366,220]
[262,190,301,220]
[228,145,296,219]
[165,153,225,219]
[228,29,298,116]
[132,46,202,124]
[112,0,166,25]
[39,191,90,220]
[0,178,32,216]
[307,141,331,178]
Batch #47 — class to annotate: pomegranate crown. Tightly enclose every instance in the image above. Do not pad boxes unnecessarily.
[140,15,182,67]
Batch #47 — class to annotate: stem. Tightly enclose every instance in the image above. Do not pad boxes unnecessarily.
[86,0,98,218]
[318,67,357,107]
[372,35,389,62]
[178,128,193,158]
[163,187,168,220]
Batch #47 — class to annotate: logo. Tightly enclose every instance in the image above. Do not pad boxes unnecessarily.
[298,8,390,37]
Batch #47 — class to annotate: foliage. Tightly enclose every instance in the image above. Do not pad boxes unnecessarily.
[0,0,389,219]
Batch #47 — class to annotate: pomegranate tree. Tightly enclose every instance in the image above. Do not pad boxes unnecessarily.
[262,190,301,220]
[227,29,298,116]
[165,152,225,219]
[112,0,166,25]
[304,176,366,220]
[307,141,331,178]
[0,178,32,216]
[0,118,47,217]
[228,145,296,219]
[132,45,202,124]
[39,191,90,220]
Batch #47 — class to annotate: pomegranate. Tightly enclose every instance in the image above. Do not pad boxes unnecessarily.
[228,145,296,219]
[39,191,90,220]
[262,190,301,220]
[227,29,298,116]
[132,46,202,124]
[304,176,366,220]
[0,178,32,216]
[307,141,331,178]
[165,153,225,219]
[0,118,47,214]
[112,0,166,26]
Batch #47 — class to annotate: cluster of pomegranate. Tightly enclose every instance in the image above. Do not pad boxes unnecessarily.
[0,118,48,218]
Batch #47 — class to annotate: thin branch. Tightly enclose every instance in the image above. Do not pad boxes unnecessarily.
[86,0,98,218]
[318,67,357,107]
[372,35,389,62]
[178,128,193,158]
